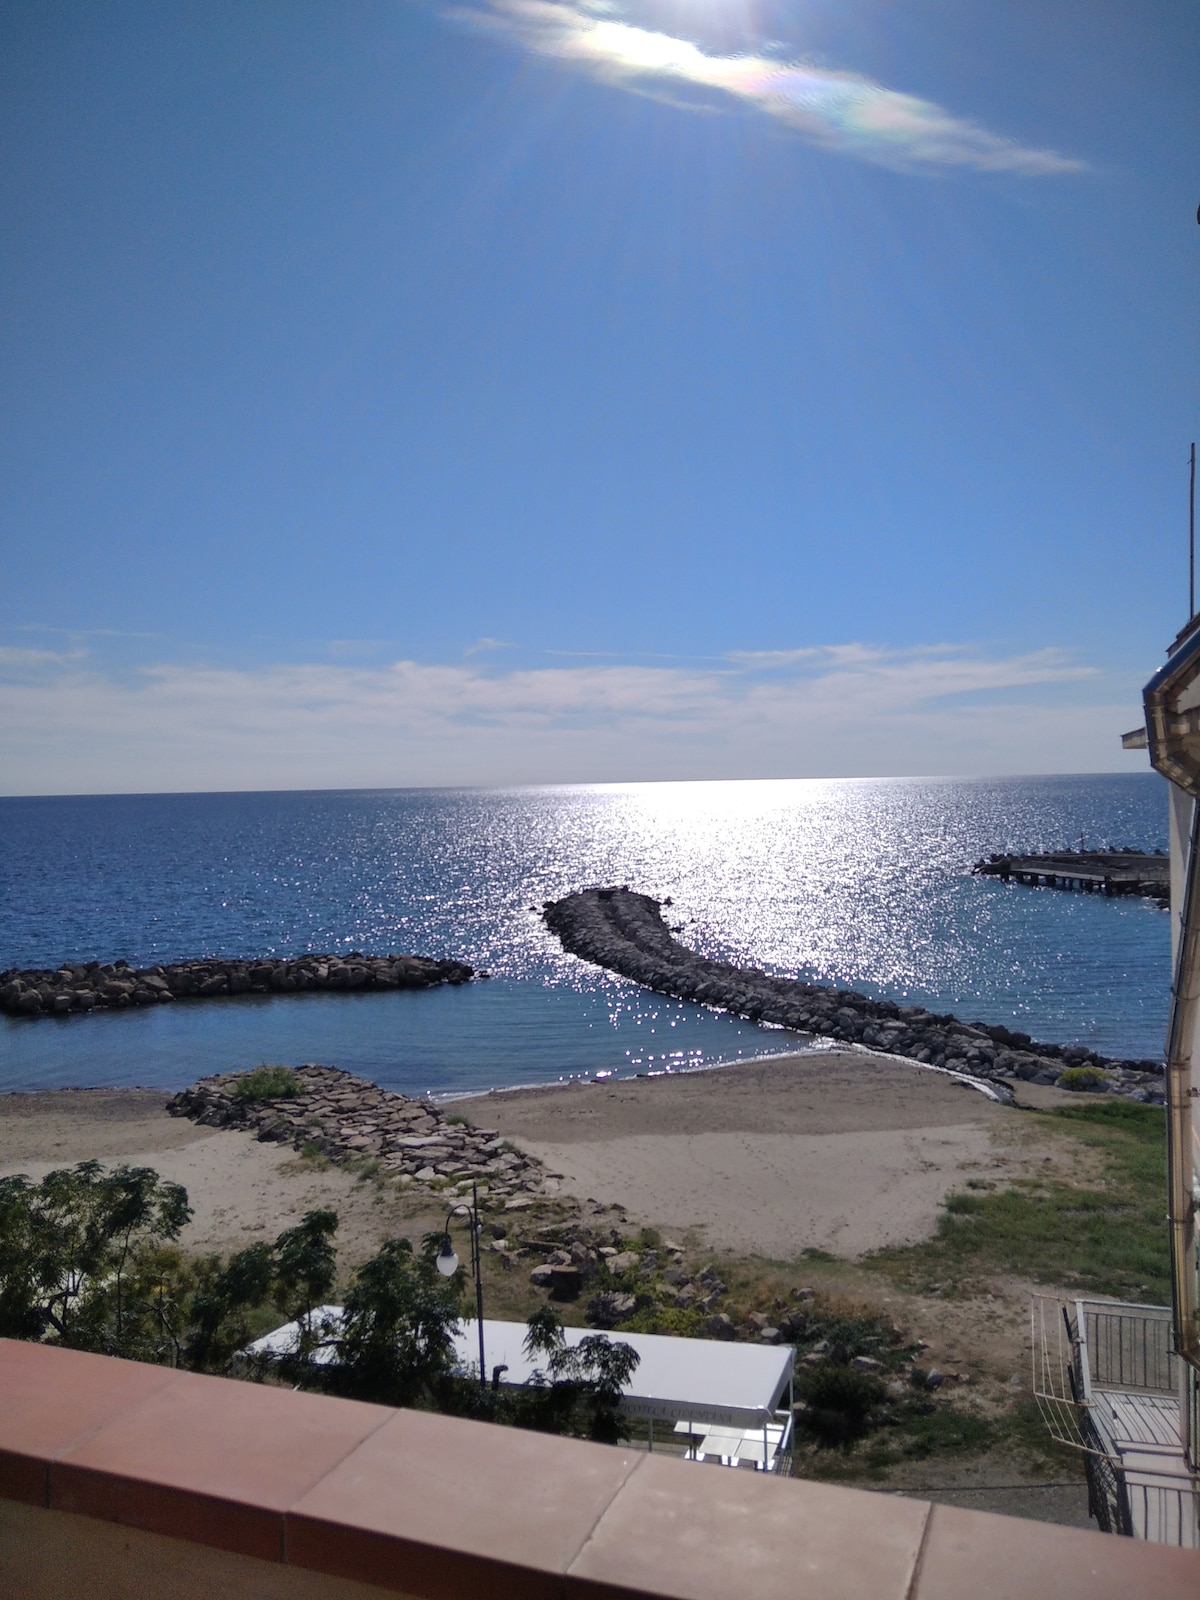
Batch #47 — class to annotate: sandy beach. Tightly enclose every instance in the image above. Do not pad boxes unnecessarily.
[0,1052,1056,1264]
[0,1087,439,1264]
[472,1052,1025,1257]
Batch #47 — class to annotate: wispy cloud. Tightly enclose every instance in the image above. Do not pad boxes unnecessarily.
[464,636,515,656]
[0,641,1137,795]
[453,0,1085,175]
[0,645,88,673]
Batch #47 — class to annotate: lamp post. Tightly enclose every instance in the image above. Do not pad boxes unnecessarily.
[435,1181,486,1389]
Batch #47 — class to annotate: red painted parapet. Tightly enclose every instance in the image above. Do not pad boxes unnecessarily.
[2,1339,1198,1599]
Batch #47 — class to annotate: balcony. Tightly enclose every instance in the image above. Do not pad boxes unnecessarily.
[1033,1297,1200,1546]
[5,1338,1200,1599]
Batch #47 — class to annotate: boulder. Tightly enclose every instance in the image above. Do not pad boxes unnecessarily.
[549,1265,582,1300]
[587,1291,637,1328]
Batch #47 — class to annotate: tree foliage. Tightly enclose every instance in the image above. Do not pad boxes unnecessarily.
[321,1237,462,1407]
[0,1161,641,1445]
[0,1161,191,1357]
[513,1307,640,1442]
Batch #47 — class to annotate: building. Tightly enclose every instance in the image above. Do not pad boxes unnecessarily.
[1033,615,1200,1545]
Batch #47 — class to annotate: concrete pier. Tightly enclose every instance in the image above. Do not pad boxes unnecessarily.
[972,850,1168,905]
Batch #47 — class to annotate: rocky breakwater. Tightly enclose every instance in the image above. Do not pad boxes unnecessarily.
[0,952,474,1019]
[166,1065,545,1199]
[543,887,1165,1102]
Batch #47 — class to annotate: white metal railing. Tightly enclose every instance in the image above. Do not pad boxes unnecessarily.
[1031,1295,1199,1544]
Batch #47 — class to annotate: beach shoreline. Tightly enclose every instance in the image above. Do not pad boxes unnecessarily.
[436,1036,1010,1106]
[0,1049,1068,1262]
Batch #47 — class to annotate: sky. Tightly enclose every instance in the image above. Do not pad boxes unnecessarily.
[1,0,1197,794]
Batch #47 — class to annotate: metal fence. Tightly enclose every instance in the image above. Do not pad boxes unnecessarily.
[1080,1301,1178,1396]
[1031,1295,1200,1545]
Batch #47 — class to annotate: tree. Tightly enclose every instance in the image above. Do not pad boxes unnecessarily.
[186,1243,276,1373]
[273,1210,338,1325]
[0,1162,191,1355]
[0,1164,641,1450]
[330,1237,462,1407]
[517,1307,640,1442]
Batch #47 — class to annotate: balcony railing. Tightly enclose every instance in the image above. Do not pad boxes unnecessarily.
[1032,1296,1199,1547]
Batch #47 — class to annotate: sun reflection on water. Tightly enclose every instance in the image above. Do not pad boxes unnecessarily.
[0,774,1172,1086]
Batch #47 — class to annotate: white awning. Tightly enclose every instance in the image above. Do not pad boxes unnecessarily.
[239,1305,344,1367]
[459,1320,794,1428]
[243,1312,794,1429]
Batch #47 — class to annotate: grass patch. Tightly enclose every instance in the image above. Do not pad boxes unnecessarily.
[997,1401,1089,1475]
[1056,1066,1111,1092]
[292,1140,332,1170]
[343,1156,383,1184]
[846,1402,999,1476]
[811,1398,1086,1484]
[792,1387,1002,1480]
[872,1100,1168,1302]
[232,1065,301,1101]
[617,1305,707,1337]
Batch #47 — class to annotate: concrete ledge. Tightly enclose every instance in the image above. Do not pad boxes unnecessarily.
[0,1501,409,1600]
[3,1340,1199,1599]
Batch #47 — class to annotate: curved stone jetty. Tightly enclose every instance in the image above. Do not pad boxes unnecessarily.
[543,887,1164,1101]
[0,952,474,1019]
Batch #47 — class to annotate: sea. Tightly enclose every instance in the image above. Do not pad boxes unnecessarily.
[0,774,1172,1098]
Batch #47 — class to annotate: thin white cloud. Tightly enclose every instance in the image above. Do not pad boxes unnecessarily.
[454,0,1085,175]
[0,645,88,672]
[0,642,1138,795]
[464,636,515,656]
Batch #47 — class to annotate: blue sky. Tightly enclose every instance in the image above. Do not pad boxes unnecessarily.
[1,0,1196,792]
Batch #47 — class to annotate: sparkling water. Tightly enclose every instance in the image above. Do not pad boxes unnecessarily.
[0,774,1170,1095]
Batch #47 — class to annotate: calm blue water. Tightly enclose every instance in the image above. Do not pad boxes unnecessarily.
[0,775,1171,1095]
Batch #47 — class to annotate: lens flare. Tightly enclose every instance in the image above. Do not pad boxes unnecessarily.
[453,0,1084,175]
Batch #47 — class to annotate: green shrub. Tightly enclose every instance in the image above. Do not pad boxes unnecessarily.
[617,1304,707,1337]
[784,1302,909,1369]
[1055,1066,1111,1092]
[796,1364,886,1447]
[232,1066,301,1101]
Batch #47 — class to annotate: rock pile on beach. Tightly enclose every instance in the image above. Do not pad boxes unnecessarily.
[0,953,475,1019]
[166,1066,545,1199]
[497,1210,737,1328]
[544,887,1165,1102]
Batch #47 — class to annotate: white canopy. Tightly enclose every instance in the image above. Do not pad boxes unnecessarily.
[459,1320,795,1429]
[243,1312,794,1429]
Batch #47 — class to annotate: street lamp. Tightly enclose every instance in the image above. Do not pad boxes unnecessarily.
[435,1181,486,1389]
